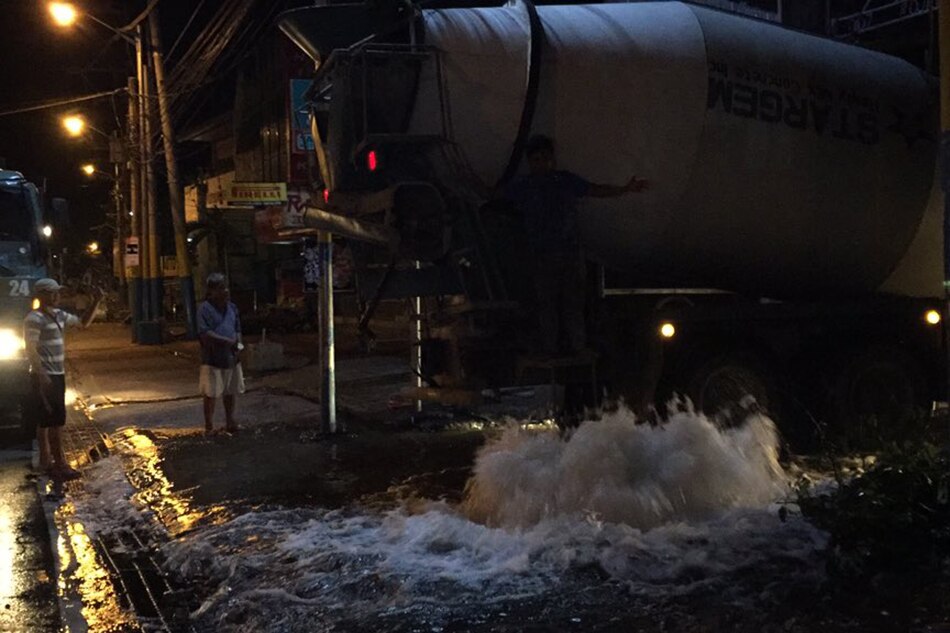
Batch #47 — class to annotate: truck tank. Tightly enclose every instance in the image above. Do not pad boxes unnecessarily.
[405,2,939,299]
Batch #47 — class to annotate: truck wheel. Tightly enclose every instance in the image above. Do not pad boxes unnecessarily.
[831,346,926,447]
[687,352,775,427]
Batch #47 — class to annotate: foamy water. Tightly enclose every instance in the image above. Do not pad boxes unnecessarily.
[463,406,788,529]
[69,407,829,632]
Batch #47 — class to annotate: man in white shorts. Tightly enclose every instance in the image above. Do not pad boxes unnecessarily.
[198,273,244,434]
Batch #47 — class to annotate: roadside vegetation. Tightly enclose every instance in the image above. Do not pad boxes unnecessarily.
[797,410,950,623]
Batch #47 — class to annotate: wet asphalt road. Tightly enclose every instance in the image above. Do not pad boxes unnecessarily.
[0,451,60,633]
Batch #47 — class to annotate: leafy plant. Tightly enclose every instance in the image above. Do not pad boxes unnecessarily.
[798,424,950,586]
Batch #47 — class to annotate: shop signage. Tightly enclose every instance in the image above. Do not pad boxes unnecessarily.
[227,182,288,205]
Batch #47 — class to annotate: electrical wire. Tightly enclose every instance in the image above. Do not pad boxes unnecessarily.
[167,0,209,62]
[166,0,292,127]
[0,88,128,118]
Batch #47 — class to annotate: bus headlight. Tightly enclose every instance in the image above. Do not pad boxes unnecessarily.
[0,329,25,360]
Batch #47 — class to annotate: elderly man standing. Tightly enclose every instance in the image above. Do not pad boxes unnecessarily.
[25,278,103,479]
[198,273,243,435]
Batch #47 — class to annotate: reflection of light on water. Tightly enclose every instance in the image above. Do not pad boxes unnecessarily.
[0,507,15,600]
[55,502,137,631]
[119,430,228,535]
[57,437,226,631]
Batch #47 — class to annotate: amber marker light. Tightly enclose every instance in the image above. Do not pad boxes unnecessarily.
[48,2,78,27]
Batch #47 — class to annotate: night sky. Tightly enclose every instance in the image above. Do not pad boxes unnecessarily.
[0,1,208,255]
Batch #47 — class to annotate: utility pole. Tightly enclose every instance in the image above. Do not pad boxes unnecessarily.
[113,160,125,296]
[145,52,161,326]
[940,0,950,404]
[149,7,197,339]
[140,35,154,329]
[127,75,141,341]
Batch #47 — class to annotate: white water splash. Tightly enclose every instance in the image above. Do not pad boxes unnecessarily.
[463,406,789,529]
[69,408,826,632]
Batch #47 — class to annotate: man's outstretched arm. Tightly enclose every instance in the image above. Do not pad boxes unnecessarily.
[587,175,650,198]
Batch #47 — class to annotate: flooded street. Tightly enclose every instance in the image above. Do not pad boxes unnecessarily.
[65,406,852,633]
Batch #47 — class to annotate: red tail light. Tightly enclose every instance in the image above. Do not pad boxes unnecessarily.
[367,150,378,172]
[323,188,330,204]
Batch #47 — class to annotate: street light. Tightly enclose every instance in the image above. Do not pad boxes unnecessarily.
[46,1,136,44]
[42,225,53,238]
[61,114,113,141]
[62,114,86,137]
[48,2,78,27]
[81,163,96,176]
[87,241,100,255]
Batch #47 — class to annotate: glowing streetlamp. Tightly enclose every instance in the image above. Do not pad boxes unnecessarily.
[47,1,136,44]
[81,163,96,176]
[42,225,53,239]
[87,241,100,255]
[62,114,86,137]
[48,2,78,27]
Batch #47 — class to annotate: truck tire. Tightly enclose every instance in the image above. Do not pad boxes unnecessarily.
[687,351,776,428]
[830,346,926,447]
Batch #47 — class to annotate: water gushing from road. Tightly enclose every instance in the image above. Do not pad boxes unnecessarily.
[462,405,788,529]
[71,406,827,632]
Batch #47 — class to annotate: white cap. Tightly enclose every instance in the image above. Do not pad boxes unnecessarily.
[34,278,62,294]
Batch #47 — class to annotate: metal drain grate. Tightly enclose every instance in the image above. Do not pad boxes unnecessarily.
[93,526,198,633]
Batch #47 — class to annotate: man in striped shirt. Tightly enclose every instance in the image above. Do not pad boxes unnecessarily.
[24,278,103,479]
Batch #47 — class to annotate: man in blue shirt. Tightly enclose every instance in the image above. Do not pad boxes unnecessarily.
[198,273,243,434]
[506,135,649,355]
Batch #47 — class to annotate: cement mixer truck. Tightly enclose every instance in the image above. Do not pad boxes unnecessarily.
[278,1,944,442]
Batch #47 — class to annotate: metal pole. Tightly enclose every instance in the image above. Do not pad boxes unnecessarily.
[127,75,140,339]
[940,0,950,405]
[149,7,197,339]
[114,161,125,296]
[413,260,423,413]
[319,232,338,433]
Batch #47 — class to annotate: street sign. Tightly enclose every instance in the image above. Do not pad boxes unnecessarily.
[227,182,287,205]
[162,256,177,278]
[124,237,140,267]
[303,239,320,293]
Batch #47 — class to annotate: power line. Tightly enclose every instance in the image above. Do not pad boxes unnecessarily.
[0,88,129,118]
[168,0,209,62]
